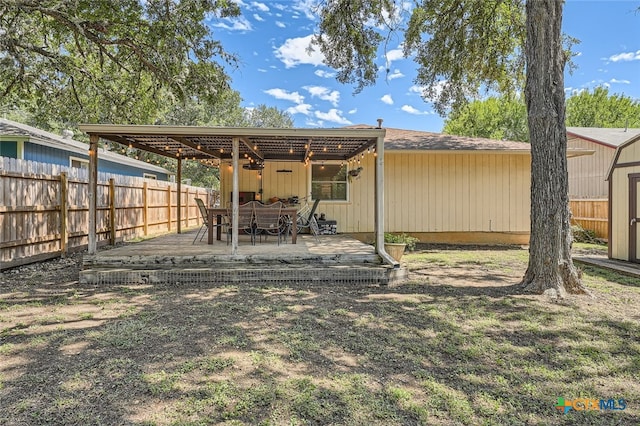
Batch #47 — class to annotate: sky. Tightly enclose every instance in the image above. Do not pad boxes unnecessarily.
[211,0,640,132]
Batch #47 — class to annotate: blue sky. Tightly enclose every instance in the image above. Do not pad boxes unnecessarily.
[212,1,640,132]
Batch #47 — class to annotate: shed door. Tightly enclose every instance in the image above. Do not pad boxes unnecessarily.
[630,175,640,263]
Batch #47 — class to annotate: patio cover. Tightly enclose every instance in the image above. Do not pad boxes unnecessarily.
[79,124,398,266]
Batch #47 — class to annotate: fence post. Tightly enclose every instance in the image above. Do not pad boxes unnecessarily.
[60,172,68,256]
[143,181,149,236]
[109,178,116,245]
[167,185,172,231]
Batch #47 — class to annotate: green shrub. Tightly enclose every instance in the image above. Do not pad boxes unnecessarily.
[384,233,419,251]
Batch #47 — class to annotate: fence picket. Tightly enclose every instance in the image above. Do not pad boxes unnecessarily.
[1,156,216,269]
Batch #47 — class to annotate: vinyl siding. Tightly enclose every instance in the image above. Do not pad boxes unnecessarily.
[23,142,169,180]
[567,138,615,198]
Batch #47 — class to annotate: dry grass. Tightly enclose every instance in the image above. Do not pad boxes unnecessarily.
[1,244,639,425]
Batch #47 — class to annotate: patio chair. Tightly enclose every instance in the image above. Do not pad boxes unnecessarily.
[227,201,256,245]
[192,198,228,244]
[253,201,285,245]
[266,201,292,242]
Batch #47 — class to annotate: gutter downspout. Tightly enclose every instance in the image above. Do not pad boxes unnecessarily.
[374,129,399,268]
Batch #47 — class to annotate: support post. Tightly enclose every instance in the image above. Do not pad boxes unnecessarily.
[232,137,239,255]
[177,158,182,234]
[60,172,68,256]
[374,134,398,267]
[88,134,99,254]
[143,181,149,236]
[167,185,172,231]
[109,178,116,245]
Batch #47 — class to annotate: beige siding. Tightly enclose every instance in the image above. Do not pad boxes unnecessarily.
[220,152,531,238]
[609,141,640,260]
[384,152,530,233]
[567,138,615,198]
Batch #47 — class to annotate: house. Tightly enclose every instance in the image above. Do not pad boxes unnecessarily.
[80,123,595,249]
[218,126,535,245]
[606,132,640,263]
[0,118,172,180]
[567,127,640,199]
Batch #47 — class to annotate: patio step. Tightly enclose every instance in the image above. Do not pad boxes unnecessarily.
[82,253,383,269]
[79,263,407,286]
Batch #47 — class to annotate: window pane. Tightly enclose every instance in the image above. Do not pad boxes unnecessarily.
[311,164,347,200]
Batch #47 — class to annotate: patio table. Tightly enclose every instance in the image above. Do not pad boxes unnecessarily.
[207,207,298,244]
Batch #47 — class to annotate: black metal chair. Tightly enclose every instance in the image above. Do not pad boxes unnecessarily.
[192,198,228,244]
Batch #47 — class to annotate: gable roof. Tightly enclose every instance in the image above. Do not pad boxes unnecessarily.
[567,127,640,149]
[0,118,171,174]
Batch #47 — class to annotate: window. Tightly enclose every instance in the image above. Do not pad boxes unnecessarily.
[311,163,347,201]
[69,156,89,170]
[0,141,18,158]
[144,173,157,180]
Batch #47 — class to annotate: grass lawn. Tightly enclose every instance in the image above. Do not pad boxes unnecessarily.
[1,244,639,425]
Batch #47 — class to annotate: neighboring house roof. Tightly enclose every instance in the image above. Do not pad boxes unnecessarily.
[567,127,640,149]
[0,118,171,174]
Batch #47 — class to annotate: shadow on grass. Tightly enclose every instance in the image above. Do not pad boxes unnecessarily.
[1,278,639,425]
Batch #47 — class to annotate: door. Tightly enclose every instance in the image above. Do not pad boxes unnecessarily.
[630,174,640,263]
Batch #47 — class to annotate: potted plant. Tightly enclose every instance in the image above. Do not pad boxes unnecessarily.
[384,233,418,262]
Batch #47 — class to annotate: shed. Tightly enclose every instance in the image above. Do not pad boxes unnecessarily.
[567,127,640,198]
[0,118,172,180]
[607,132,640,262]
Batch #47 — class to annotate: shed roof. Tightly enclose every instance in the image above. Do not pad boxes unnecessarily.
[0,118,171,174]
[567,127,640,148]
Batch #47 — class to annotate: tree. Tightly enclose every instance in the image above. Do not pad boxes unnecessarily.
[315,0,588,296]
[156,101,294,187]
[443,95,529,142]
[566,86,640,128]
[0,0,240,126]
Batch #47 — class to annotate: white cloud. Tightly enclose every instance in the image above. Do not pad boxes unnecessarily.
[380,94,394,105]
[610,78,631,84]
[275,21,286,28]
[401,105,431,115]
[303,85,340,106]
[387,69,404,80]
[253,14,264,22]
[348,108,358,114]
[292,0,317,20]
[257,68,267,73]
[264,88,305,104]
[275,35,325,68]
[314,109,352,125]
[314,69,336,78]
[385,48,404,65]
[211,16,253,31]
[251,1,269,12]
[608,50,640,62]
[286,104,313,115]
[409,81,447,102]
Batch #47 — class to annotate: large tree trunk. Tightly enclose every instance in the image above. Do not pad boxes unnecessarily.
[521,0,588,296]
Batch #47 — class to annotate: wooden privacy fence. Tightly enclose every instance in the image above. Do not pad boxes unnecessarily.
[1,157,216,270]
[569,199,608,240]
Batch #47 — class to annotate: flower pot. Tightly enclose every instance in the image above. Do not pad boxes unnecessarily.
[384,242,406,262]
